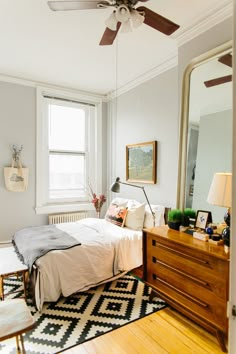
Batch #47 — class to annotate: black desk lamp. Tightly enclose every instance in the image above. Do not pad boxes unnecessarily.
[110,177,155,227]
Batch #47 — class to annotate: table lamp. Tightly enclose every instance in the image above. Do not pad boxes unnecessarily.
[207,172,232,251]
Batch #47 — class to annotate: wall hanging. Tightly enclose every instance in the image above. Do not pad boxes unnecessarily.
[126,140,157,184]
[4,145,29,192]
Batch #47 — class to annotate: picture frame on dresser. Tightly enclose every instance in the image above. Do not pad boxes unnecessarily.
[195,210,212,229]
[126,140,157,184]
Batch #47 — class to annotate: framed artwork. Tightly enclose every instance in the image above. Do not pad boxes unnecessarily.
[195,210,212,229]
[126,141,157,184]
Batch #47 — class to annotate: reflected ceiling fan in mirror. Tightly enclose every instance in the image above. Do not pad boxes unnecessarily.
[47,0,180,45]
[204,53,232,88]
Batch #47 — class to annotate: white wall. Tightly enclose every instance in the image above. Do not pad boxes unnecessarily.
[108,67,179,209]
[0,81,47,242]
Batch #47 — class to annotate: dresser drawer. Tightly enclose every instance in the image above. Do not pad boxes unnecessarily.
[147,258,226,304]
[148,273,227,330]
[147,236,228,300]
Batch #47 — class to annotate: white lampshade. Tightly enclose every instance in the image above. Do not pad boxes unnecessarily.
[131,9,144,28]
[207,172,232,207]
[115,5,131,23]
[105,11,117,31]
[120,19,132,33]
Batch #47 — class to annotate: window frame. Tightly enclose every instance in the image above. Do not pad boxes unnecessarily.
[35,86,103,215]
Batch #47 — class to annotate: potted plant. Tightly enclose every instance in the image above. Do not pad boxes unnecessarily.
[167,209,183,230]
[182,208,196,227]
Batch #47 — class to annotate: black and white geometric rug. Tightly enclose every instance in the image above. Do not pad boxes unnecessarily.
[0,274,167,354]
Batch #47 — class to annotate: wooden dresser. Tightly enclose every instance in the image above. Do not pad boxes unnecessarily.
[142,226,229,352]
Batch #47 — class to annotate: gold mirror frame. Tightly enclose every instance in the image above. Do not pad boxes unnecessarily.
[176,40,232,210]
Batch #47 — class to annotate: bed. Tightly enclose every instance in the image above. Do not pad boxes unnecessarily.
[13,199,166,311]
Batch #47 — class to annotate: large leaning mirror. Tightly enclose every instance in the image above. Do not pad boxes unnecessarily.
[177,41,232,223]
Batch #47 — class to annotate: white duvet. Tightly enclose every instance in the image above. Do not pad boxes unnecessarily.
[34,218,142,310]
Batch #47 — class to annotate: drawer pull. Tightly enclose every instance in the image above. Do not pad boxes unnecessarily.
[153,274,209,309]
[152,240,210,267]
[152,257,209,288]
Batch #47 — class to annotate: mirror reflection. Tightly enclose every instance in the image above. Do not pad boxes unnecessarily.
[183,46,232,223]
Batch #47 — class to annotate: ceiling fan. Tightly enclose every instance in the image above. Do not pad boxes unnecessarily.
[47,0,180,46]
[204,53,232,88]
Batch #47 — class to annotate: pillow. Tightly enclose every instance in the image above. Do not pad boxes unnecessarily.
[143,204,165,228]
[125,202,146,230]
[105,203,128,227]
[127,199,141,208]
[110,198,129,207]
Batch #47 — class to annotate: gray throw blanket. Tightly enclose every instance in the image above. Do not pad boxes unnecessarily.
[13,225,81,272]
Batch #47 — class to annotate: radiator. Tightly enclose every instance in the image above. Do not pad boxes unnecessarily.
[48,211,88,225]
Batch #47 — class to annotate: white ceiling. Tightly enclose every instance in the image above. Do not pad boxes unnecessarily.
[0,0,232,95]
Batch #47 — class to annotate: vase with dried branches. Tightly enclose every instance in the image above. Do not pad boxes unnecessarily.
[88,183,106,218]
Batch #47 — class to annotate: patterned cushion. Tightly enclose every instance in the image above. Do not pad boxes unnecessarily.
[105,204,128,227]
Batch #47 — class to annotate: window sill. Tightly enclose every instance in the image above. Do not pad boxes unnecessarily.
[35,203,94,215]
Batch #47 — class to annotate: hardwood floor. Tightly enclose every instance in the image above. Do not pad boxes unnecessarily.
[61,307,227,354]
[61,267,227,354]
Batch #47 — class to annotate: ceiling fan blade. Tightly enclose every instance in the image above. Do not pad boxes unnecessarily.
[99,22,121,45]
[204,74,232,88]
[48,1,102,11]
[218,53,232,68]
[137,6,179,35]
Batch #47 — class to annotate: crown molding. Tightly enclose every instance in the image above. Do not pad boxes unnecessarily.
[0,73,107,101]
[175,1,233,47]
[107,54,178,100]
[0,74,37,88]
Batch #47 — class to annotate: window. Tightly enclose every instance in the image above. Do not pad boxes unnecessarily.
[36,86,103,215]
[48,100,87,201]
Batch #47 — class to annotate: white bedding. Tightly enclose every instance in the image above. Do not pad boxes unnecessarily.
[34,218,142,310]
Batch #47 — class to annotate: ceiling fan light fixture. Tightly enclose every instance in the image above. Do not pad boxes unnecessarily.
[48,0,181,45]
[105,10,117,31]
[131,9,144,28]
[120,19,132,33]
[115,5,131,23]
